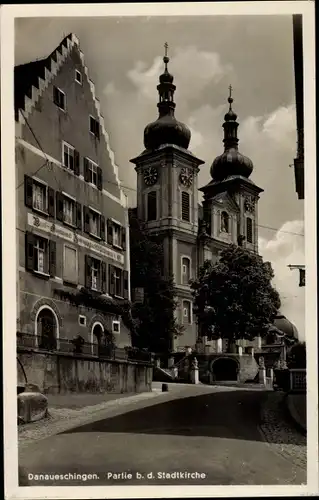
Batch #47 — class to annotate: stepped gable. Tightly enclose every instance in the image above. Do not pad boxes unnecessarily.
[14,33,122,192]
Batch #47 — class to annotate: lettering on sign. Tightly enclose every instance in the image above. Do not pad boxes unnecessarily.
[28,213,124,264]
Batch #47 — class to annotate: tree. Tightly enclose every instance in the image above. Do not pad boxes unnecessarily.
[191,244,281,344]
[287,341,306,369]
[129,210,183,353]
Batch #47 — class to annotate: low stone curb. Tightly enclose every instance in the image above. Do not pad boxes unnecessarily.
[285,393,307,435]
[18,389,165,448]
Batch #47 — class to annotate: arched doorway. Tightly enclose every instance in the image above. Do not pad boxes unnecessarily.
[36,308,57,351]
[212,357,238,381]
[92,322,113,357]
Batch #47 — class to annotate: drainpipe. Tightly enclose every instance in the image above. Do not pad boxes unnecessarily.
[124,194,131,301]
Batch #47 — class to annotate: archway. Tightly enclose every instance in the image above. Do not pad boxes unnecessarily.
[212,357,238,382]
[36,308,57,351]
[92,322,113,357]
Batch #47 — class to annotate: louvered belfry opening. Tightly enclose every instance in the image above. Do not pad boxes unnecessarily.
[181,191,190,221]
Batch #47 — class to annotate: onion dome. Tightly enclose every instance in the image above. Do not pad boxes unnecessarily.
[144,43,191,151]
[273,313,299,339]
[210,86,253,182]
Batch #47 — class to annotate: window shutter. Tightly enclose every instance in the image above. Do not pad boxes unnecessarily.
[25,232,34,271]
[56,192,64,222]
[48,187,55,217]
[76,202,82,230]
[100,215,106,240]
[107,219,113,245]
[49,240,56,277]
[74,150,80,176]
[85,255,92,289]
[96,123,101,140]
[97,167,102,191]
[84,158,90,182]
[24,175,33,208]
[101,261,107,293]
[83,206,90,233]
[109,264,115,295]
[123,270,129,300]
[121,227,126,250]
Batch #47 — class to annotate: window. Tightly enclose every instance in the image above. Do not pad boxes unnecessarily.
[112,321,120,334]
[147,191,157,221]
[109,265,129,299]
[90,210,100,237]
[84,207,105,240]
[32,180,47,213]
[25,176,55,216]
[53,86,66,110]
[90,116,100,139]
[114,267,122,296]
[79,315,86,326]
[56,192,81,229]
[75,70,82,84]
[84,158,102,190]
[63,245,78,284]
[182,257,191,285]
[221,211,229,233]
[246,217,253,243]
[181,191,190,222]
[113,224,121,247]
[63,196,76,226]
[62,142,80,175]
[107,220,126,249]
[85,255,106,292]
[182,300,192,324]
[89,161,97,186]
[91,258,100,291]
[34,237,46,273]
[25,232,56,277]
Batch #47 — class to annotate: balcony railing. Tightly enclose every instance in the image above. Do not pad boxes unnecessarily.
[16,332,153,364]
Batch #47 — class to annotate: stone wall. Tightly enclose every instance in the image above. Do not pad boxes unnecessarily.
[18,350,153,394]
[186,352,258,383]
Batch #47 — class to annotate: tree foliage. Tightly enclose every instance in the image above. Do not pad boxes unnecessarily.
[191,244,281,342]
[129,210,183,353]
[287,341,306,369]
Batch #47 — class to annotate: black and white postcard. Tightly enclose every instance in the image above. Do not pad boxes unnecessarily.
[1,1,317,499]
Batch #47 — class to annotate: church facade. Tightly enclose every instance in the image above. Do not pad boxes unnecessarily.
[131,48,263,353]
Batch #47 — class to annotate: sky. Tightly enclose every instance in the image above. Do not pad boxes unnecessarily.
[14,15,305,339]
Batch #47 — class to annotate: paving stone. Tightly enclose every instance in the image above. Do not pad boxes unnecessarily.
[260,391,307,470]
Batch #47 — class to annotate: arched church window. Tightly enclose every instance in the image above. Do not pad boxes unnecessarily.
[221,211,229,233]
[182,257,191,285]
[181,192,190,222]
[246,217,253,243]
[147,191,157,221]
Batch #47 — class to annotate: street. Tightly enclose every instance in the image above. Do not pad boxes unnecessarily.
[19,384,306,486]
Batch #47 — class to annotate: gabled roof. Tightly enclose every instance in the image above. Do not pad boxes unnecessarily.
[15,33,122,195]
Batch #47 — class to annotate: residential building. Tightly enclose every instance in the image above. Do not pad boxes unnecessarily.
[15,33,131,354]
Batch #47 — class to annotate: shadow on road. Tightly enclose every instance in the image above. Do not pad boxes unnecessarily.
[60,390,293,444]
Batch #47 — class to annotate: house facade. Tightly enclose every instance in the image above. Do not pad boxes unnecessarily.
[16,34,132,354]
[131,49,264,353]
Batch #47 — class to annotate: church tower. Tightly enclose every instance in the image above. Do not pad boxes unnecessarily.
[199,88,264,266]
[130,44,204,351]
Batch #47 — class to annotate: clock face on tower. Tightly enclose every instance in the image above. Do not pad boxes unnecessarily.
[143,167,158,186]
[244,196,255,213]
[179,168,193,187]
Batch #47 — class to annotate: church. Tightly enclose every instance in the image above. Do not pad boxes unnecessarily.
[130,46,264,353]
